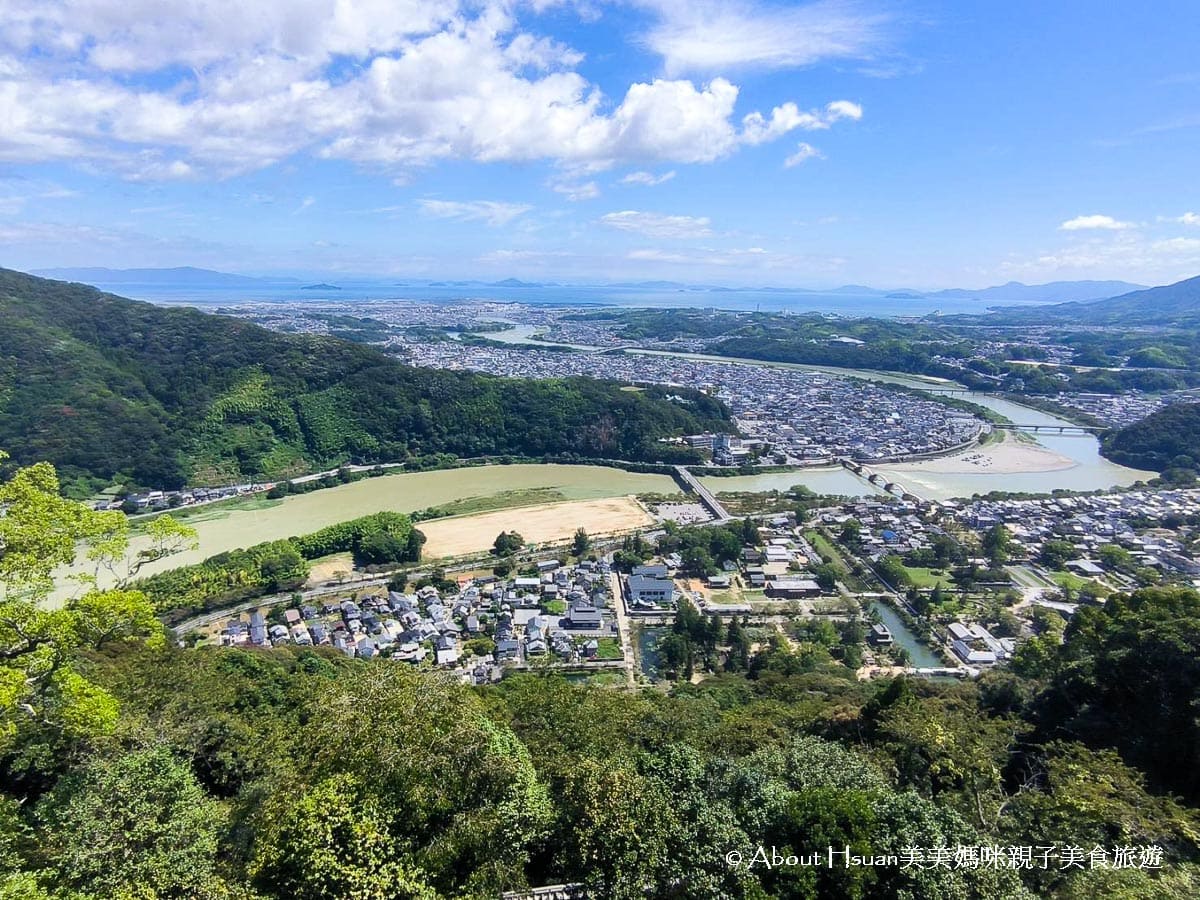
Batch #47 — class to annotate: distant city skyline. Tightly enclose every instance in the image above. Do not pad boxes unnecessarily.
[1,1,1199,288]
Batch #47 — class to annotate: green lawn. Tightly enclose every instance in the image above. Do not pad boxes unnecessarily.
[595,637,624,660]
[1049,570,1090,592]
[902,566,949,589]
[1049,570,1109,595]
[805,531,847,572]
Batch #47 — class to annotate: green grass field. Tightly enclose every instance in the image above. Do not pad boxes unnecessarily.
[901,566,949,589]
[595,637,624,660]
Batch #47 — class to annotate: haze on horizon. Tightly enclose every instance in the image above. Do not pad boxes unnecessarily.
[1,1,1198,289]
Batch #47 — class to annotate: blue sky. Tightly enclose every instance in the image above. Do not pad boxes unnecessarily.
[1,0,1198,288]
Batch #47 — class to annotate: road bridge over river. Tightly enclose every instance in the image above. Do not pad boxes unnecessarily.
[673,466,733,522]
[992,423,1106,435]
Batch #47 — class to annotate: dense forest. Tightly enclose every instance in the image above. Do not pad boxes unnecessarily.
[0,268,730,495]
[2,455,1199,898]
[1100,402,1200,472]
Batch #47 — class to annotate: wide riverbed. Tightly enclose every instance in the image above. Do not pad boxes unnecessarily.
[53,465,678,602]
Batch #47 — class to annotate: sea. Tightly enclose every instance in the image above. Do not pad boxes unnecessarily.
[81,279,1039,318]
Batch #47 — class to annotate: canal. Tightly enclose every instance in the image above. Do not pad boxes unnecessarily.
[868,600,943,668]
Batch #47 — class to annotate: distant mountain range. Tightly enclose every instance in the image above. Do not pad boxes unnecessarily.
[928,280,1146,303]
[31,266,300,287]
[22,266,1151,303]
[983,274,1200,326]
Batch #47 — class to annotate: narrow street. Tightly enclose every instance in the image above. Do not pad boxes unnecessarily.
[608,572,637,687]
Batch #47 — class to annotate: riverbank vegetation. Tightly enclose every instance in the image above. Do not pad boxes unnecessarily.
[139,511,423,624]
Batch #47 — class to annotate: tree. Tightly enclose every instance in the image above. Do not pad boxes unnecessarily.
[37,746,227,898]
[1039,539,1079,570]
[681,546,717,577]
[0,453,185,747]
[254,773,437,900]
[287,666,553,896]
[1036,587,1200,802]
[258,544,307,591]
[982,524,1012,566]
[839,519,862,548]
[812,563,839,593]
[572,527,590,557]
[492,531,525,556]
[1098,543,1134,573]
[357,529,408,566]
[877,554,912,589]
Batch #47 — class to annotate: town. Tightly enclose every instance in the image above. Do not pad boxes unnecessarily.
[195,476,1200,687]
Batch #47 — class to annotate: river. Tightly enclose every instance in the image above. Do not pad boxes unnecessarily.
[473,335,1155,499]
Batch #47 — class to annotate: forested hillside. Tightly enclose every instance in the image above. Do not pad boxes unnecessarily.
[1100,402,1200,472]
[985,275,1200,326]
[0,268,730,494]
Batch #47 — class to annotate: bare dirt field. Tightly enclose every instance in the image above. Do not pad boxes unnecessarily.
[306,553,355,587]
[419,496,654,559]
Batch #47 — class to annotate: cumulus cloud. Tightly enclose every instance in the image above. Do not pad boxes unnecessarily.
[417,199,533,226]
[639,0,891,75]
[600,210,712,238]
[741,100,861,144]
[1059,214,1135,231]
[620,170,676,186]
[1176,212,1200,226]
[1003,228,1200,284]
[0,2,859,180]
[784,142,823,166]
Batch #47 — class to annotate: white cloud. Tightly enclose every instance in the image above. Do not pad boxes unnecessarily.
[0,3,848,179]
[295,195,315,213]
[418,199,533,226]
[1059,214,1134,231]
[741,100,861,144]
[639,0,891,75]
[620,170,676,186]
[1002,228,1200,283]
[1176,212,1200,226]
[553,181,601,201]
[784,142,823,167]
[1154,236,1200,253]
[600,210,712,238]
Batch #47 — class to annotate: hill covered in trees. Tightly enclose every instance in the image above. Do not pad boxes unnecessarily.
[1100,402,1200,472]
[0,268,730,494]
[985,274,1200,326]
